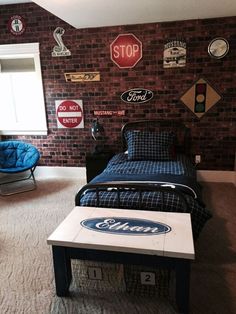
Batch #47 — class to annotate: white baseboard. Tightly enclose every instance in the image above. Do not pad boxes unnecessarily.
[35,166,236,185]
[35,166,86,180]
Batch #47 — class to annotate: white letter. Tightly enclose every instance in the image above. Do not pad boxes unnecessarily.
[132,44,139,56]
[113,46,120,58]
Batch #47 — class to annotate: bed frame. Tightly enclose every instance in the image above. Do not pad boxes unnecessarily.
[75,181,189,211]
[75,120,192,210]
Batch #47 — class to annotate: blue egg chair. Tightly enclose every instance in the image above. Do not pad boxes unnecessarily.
[0,141,40,196]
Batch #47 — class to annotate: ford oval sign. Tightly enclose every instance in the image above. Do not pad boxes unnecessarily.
[80,217,171,236]
[121,88,154,104]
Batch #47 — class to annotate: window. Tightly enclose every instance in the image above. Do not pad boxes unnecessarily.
[0,43,47,135]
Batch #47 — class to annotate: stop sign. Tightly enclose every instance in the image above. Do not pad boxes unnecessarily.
[110,33,142,68]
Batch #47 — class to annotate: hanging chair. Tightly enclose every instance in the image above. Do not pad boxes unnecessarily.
[0,140,40,196]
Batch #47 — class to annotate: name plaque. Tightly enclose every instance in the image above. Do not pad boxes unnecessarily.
[81,217,171,236]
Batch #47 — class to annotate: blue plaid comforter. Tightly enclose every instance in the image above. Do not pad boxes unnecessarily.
[104,153,196,177]
[78,153,212,239]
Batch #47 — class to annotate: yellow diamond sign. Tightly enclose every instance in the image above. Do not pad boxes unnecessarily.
[180,78,221,118]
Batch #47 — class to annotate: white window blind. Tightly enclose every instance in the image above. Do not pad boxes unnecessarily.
[0,43,47,135]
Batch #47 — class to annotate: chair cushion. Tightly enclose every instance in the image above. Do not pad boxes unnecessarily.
[0,141,40,173]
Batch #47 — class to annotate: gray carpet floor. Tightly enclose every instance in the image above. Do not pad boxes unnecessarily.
[0,179,235,314]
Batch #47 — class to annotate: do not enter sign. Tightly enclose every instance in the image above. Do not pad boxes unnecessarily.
[56,100,84,128]
[110,33,142,68]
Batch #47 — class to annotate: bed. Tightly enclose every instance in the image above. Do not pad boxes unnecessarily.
[75,120,212,240]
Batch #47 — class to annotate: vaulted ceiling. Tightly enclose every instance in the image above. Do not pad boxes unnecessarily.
[1,0,236,29]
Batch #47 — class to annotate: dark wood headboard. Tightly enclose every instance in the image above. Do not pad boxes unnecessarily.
[121,120,191,155]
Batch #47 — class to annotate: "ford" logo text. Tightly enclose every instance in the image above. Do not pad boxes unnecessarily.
[81,217,171,235]
[121,88,154,104]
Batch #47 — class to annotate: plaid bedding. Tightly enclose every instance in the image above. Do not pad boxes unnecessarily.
[104,153,196,177]
[78,153,212,239]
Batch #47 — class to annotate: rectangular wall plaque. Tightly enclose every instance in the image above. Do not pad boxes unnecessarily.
[93,110,125,117]
[64,72,100,82]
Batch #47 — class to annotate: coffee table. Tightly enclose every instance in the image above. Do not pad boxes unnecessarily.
[47,206,194,314]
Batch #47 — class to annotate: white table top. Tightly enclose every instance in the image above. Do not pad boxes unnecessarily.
[47,206,195,260]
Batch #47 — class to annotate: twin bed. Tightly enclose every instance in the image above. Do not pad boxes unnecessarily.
[75,120,212,239]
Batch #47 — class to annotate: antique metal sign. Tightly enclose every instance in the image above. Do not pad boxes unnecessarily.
[81,217,171,235]
[93,110,125,116]
[52,27,71,57]
[121,88,154,104]
[180,78,221,118]
[64,72,100,82]
[110,33,142,68]
[55,99,84,128]
[163,40,186,68]
[8,15,26,36]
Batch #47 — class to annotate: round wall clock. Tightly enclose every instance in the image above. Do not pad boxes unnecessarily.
[208,37,229,59]
[8,15,26,36]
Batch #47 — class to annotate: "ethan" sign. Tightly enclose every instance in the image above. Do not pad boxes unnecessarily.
[81,217,171,235]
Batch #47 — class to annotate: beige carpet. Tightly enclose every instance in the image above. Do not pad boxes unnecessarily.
[0,179,235,314]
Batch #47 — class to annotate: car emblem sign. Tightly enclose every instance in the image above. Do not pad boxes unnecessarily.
[121,88,154,104]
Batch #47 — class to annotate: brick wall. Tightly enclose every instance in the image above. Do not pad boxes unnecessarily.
[0,3,235,170]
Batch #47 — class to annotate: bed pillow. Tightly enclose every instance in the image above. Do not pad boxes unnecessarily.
[125,130,176,161]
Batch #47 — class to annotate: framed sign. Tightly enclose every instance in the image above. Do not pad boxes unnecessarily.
[55,100,84,128]
[163,40,186,68]
[8,15,26,36]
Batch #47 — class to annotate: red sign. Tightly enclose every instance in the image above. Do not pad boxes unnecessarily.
[8,15,26,36]
[93,110,125,116]
[110,33,142,68]
[56,100,84,128]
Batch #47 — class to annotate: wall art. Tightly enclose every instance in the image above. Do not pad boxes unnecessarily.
[64,72,100,82]
[110,33,142,68]
[52,27,71,57]
[93,110,125,117]
[180,78,221,118]
[163,40,186,68]
[208,37,229,59]
[8,15,26,36]
[121,88,153,104]
[55,100,84,128]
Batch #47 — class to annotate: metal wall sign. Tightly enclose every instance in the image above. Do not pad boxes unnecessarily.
[163,40,186,68]
[52,27,71,57]
[65,72,100,82]
[93,110,125,116]
[121,88,154,104]
[8,15,26,36]
[110,33,142,68]
[81,217,171,235]
[180,78,221,118]
[55,99,84,128]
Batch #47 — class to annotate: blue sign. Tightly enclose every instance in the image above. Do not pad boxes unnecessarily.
[81,217,171,236]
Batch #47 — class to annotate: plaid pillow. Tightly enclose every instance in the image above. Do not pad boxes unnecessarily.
[125,130,176,161]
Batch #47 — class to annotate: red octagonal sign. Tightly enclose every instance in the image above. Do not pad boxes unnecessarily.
[110,33,142,69]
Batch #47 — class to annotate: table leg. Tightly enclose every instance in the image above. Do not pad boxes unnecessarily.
[52,246,72,296]
[175,260,190,314]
